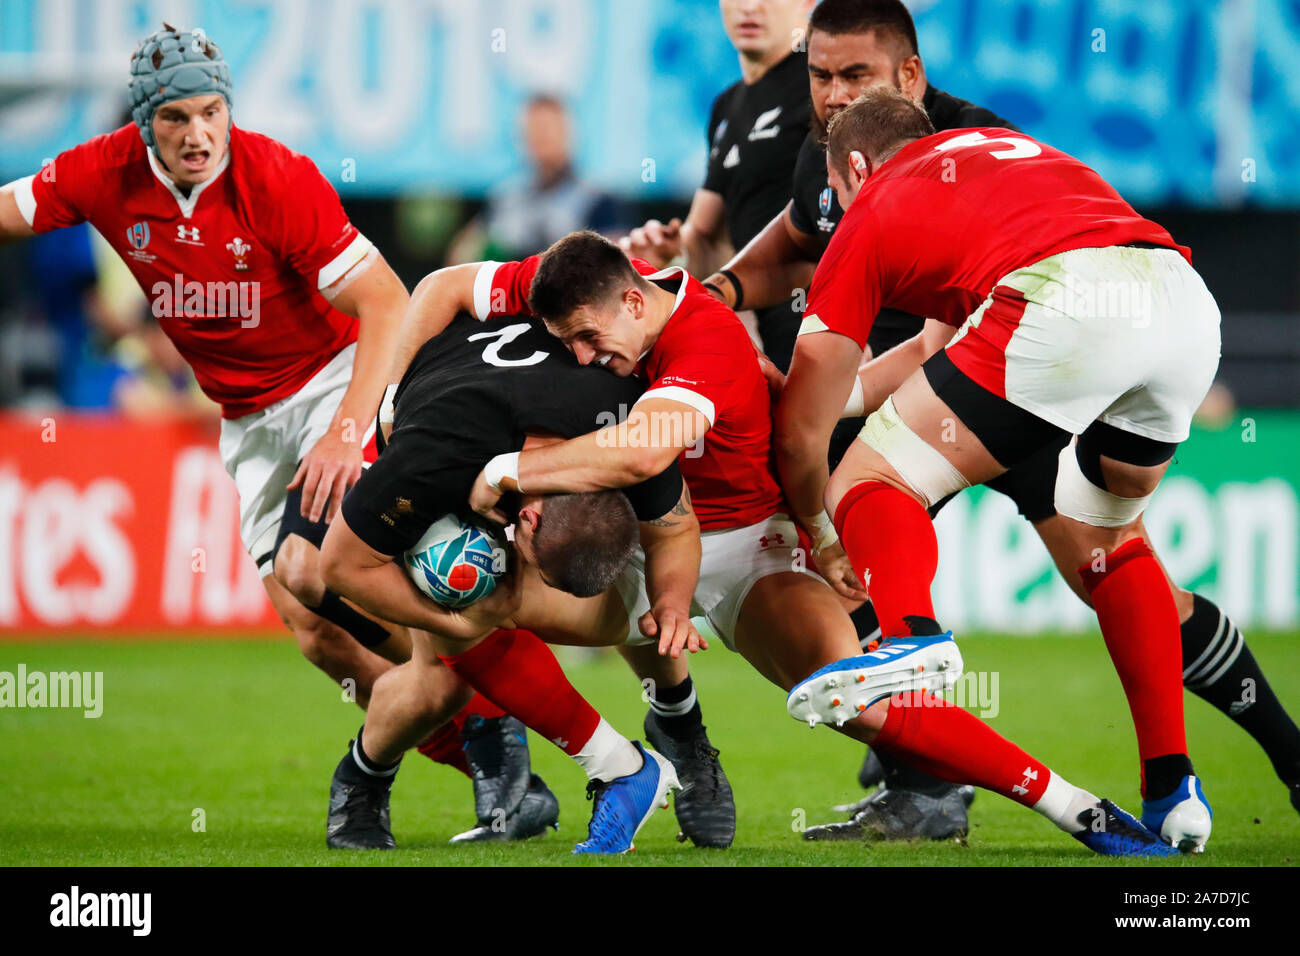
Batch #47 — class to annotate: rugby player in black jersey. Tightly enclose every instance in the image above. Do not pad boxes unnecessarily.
[707,0,1300,839]
[623,0,814,372]
[318,312,702,854]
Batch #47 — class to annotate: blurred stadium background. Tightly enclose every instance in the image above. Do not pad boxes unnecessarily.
[0,0,1296,640]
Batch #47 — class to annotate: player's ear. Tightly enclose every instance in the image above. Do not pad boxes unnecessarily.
[897,54,924,99]
[849,150,869,183]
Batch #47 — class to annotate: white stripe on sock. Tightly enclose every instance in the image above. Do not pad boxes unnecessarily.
[649,686,697,717]
[1185,619,1239,685]
[572,718,642,782]
[1190,627,1243,689]
[1182,610,1227,680]
[352,738,399,778]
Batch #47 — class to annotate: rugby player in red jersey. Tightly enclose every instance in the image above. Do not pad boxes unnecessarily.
[455,231,1178,857]
[0,24,543,839]
[777,87,1221,852]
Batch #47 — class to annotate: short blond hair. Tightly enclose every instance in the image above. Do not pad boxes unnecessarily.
[826,86,934,182]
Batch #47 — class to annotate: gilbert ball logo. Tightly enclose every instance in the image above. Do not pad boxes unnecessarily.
[126,221,150,250]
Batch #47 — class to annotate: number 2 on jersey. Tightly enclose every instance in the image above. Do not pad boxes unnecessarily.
[468,323,549,368]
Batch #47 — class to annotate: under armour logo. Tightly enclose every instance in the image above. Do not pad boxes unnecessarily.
[551,736,568,750]
[759,533,785,549]
[1012,765,1039,796]
[177,224,200,242]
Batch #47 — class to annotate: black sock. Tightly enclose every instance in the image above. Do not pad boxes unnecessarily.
[902,615,945,638]
[1182,594,1300,784]
[335,726,400,788]
[648,675,703,736]
[1144,753,1194,801]
[875,749,954,796]
[313,589,392,649]
[851,602,883,647]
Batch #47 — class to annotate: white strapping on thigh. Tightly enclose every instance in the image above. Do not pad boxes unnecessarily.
[1053,439,1151,528]
[856,397,969,507]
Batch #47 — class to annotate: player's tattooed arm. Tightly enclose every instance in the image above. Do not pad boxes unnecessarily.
[0,181,37,246]
[703,202,818,311]
[638,485,705,658]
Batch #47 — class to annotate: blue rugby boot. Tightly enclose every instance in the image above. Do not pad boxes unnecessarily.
[1141,775,1212,854]
[788,633,963,728]
[573,742,679,855]
[1073,799,1179,857]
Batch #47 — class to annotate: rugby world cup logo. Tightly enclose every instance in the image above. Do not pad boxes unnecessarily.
[127,221,150,250]
[819,187,834,217]
[226,236,251,270]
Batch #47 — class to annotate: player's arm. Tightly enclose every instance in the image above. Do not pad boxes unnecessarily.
[637,484,704,658]
[469,397,707,521]
[0,180,37,245]
[701,202,820,311]
[776,329,868,601]
[319,511,518,640]
[385,263,480,391]
[287,252,410,524]
[620,189,731,278]
[850,319,957,417]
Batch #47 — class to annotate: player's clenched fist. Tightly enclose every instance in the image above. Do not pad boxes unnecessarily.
[618,217,683,269]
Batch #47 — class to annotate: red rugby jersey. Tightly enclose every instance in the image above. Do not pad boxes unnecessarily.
[802,127,1190,349]
[16,124,369,418]
[474,256,782,530]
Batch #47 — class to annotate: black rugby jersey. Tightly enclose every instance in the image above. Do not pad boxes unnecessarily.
[704,50,812,252]
[343,314,684,556]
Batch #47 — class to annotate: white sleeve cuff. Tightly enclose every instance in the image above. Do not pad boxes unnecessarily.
[797,313,830,336]
[636,385,716,426]
[317,232,373,290]
[472,261,503,319]
[10,175,36,227]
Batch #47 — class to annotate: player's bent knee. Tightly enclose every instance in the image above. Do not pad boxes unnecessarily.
[1053,441,1150,529]
[274,534,326,607]
[857,397,970,508]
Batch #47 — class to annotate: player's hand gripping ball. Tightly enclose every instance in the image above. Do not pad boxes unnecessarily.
[404,514,507,608]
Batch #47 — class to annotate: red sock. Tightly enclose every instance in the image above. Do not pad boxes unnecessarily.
[836,481,939,636]
[1079,538,1187,791]
[875,693,1051,808]
[439,628,600,757]
[414,692,507,778]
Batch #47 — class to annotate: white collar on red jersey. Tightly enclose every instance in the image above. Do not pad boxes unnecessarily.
[146,147,230,219]
[640,265,691,360]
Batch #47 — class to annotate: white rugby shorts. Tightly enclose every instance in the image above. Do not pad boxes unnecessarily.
[615,512,827,651]
[945,245,1221,443]
[218,343,373,576]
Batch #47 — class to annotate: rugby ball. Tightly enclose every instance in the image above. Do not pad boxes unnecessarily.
[404,514,506,608]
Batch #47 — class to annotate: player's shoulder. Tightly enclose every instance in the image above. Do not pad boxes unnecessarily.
[230,127,333,191]
[924,85,1019,133]
[709,78,744,125]
[62,123,143,172]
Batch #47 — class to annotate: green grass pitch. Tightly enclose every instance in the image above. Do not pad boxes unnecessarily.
[2,632,1297,866]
